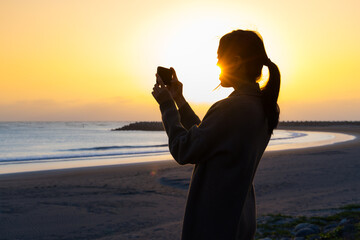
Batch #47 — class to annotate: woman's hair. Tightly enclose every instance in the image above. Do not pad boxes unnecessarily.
[218,30,281,134]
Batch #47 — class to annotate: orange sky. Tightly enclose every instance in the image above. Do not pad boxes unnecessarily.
[1,0,359,121]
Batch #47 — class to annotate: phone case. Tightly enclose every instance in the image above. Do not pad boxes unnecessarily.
[157,67,172,85]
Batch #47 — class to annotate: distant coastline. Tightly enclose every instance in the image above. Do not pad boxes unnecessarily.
[112,121,360,131]
[278,121,360,127]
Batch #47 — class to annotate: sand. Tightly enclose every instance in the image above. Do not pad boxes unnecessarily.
[0,126,359,240]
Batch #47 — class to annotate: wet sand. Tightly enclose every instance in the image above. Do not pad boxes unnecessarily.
[0,126,359,240]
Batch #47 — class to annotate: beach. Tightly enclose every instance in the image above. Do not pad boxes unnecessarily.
[1,126,359,240]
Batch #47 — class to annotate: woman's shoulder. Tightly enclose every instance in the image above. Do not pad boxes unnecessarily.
[211,94,262,112]
[199,95,265,133]
[201,95,263,125]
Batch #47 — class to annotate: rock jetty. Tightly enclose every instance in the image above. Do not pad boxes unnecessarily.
[112,121,164,131]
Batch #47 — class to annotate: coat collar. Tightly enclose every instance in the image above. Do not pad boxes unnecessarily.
[228,82,262,97]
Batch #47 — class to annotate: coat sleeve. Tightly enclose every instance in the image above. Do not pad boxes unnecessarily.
[159,99,225,165]
[178,102,201,130]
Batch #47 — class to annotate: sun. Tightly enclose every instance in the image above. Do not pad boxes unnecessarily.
[158,18,237,103]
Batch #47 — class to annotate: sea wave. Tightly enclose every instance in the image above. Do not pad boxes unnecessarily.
[270,132,307,141]
[0,149,169,165]
[61,144,168,152]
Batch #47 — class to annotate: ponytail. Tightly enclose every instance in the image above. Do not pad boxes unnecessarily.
[262,59,280,134]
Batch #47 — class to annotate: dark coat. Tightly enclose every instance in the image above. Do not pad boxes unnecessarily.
[159,83,271,240]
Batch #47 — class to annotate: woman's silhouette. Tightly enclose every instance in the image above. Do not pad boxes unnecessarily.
[152,30,280,240]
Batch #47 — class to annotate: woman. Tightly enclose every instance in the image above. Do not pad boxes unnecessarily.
[152,30,280,240]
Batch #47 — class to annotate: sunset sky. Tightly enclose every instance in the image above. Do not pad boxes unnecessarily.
[1,0,359,121]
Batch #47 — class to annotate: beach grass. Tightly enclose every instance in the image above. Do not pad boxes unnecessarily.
[256,204,360,239]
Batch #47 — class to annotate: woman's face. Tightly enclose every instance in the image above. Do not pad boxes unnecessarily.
[217,52,242,88]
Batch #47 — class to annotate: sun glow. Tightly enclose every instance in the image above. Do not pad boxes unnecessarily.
[1,0,360,121]
[157,19,234,103]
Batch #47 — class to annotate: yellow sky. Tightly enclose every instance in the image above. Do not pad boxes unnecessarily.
[1,0,359,121]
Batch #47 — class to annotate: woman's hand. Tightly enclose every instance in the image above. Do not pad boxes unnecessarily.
[167,68,183,101]
[152,74,173,105]
[168,68,186,108]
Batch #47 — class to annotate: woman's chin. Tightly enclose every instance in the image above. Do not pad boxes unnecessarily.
[219,75,233,88]
[220,81,232,88]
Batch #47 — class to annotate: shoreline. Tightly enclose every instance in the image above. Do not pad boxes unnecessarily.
[1,126,360,239]
[2,126,358,179]
[0,127,358,176]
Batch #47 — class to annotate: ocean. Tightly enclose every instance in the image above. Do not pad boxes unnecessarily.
[0,122,353,174]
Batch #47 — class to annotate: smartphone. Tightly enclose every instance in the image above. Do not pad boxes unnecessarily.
[157,66,172,85]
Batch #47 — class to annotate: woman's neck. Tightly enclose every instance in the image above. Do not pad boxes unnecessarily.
[232,77,258,91]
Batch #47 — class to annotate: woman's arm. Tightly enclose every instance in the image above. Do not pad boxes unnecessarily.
[168,68,201,130]
[159,99,223,165]
[152,71,225,165]
[152,70,235,165]
[178,103,201,130]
